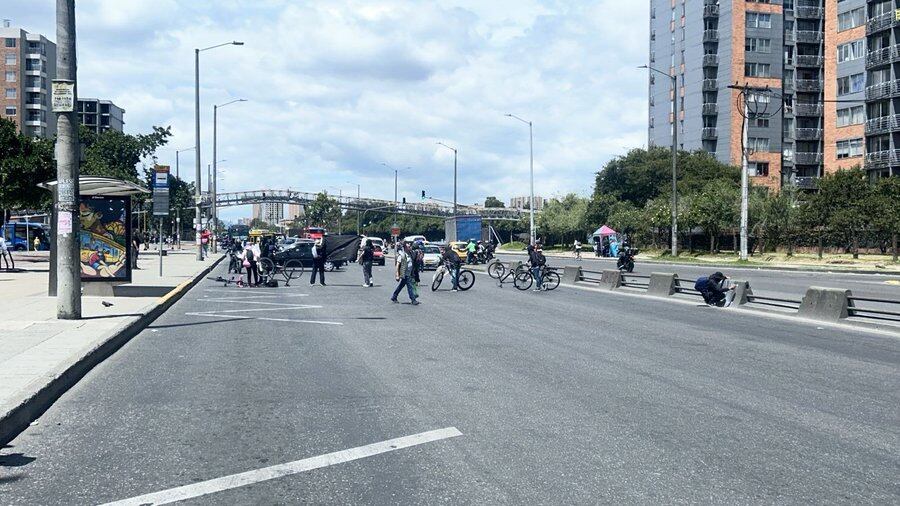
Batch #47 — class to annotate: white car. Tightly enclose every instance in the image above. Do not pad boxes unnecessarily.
[361,236,385,250]
[403,235,427,244]
[421,244,442,270]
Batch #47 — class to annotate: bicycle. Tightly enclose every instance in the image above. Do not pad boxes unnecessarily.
[514,265,561,291]
[259,257,305,286]
[488,260,529,288]
[431,263,475,291]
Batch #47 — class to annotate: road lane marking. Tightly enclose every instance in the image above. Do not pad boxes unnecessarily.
[99,427,463,506]
[185,312,343,326]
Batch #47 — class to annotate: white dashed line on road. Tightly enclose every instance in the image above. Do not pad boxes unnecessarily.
[98,427,463,506]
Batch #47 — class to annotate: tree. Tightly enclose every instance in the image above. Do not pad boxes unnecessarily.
[82,125,172,183]
[641,197,671,250]
[755,186,799,255]
[304,192,342,230]
[805,167,871,258]
[692,179,739,253]
[869,176,900,261]
[0,118,55,220]
[537,194,588,245]
[484,196,505,208]
[607,201,645,240]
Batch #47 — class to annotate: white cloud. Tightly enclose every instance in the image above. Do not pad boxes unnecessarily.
[11,0,648,221]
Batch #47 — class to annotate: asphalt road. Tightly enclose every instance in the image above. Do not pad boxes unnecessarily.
[496,252,900,302]
[1,262,898,504]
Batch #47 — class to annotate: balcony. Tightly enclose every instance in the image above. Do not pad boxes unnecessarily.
[867,11,897,35]
[795,127,823,140]
[865,114,900,135]
[702,78,718,91]
[864,149,900,168]
[795,6,824,19]
[783,80,794,92]
[703,4,719,18]
[701,127,718,140]
[703,30,718,42]
[793,176,819,190]
[794,152,823,165]
[865,80,900,100]
[785,31,795,43]
[794,103,822,116]
[866,44,900,67]
[702,54,719,67]
[796,30,823,43]
[702,103,718,115]
[795,79,822,92]
[795,55,823,67]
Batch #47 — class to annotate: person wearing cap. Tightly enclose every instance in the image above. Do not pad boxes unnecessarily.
[309,238,327,286]
[694,271,734,306]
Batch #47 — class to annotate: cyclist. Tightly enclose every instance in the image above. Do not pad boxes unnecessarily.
[441,244,462,291]
[573,239,582,260]
[528,243,546,291]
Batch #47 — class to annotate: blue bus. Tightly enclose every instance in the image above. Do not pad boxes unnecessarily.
[2,222,49,251]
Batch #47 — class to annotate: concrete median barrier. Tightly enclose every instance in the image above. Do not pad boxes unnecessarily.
[562,266,582,285]
[647,272,678,297]
[599,270,622,290]
[798,287,852,322]
[732,280,752,306]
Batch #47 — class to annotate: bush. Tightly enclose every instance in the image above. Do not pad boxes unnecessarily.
[499,241,527,251]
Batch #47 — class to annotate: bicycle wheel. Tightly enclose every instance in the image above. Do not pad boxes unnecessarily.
[514,271,533,291]
[431,271,444,291]
[259,257,275,275]
[543,271,560,291]
[487,261,505,279]
[458,269,475,291]
[283,259,304,279]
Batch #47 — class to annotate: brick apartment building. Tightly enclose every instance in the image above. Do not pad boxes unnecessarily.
[648,0,900,191]
[0,21,56,138]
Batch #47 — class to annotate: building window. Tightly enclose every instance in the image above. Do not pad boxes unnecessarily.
[746,12,772,29]
[4,71,14,82]
[4,88,16,99]
[4,38,16,48]
[749,162,770,176]
[837,40,865,63]
[748,137,770,151]
[837,73,865,95]
[836,138,863,159]
[837,7,864,31]
[752,117,770,128]
[746,38,772,53]
[748,91,771,104]
[836,106,864,126]
[4,106,16,116]
[4,54,15,65]
[871,1,892,17]
[745,62,772,77]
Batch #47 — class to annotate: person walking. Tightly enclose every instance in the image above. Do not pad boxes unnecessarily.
[131,232,142,270]
[0,234,12,271]
[243,241,261,287]
[391,242,419,305]
[359,239,375,287]
[574,239,582,260]
[309,238,327,286]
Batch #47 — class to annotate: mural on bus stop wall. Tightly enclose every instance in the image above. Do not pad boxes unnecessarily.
[79,197,130,280]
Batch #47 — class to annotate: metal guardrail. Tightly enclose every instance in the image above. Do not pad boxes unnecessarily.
[847,296,900,322]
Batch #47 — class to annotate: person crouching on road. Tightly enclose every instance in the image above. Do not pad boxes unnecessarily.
[310,238,327,286]
[359,239,375,287]
[391,242,419,305]
[694,271,734,307]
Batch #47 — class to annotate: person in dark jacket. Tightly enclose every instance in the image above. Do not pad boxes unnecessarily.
[528,243,545,291]
[441,245,461,291]
[359,239,374,287]
[309,239,327,286]
[694,271,733,306]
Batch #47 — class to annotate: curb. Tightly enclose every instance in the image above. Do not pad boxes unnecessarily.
[495,250,900,276]
[0,255,225,447]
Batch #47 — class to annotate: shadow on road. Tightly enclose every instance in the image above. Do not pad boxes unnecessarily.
[0,453,36,468]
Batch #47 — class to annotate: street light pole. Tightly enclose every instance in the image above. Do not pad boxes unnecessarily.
[175,147,194,249]
[194,40,243,261]
[55,0,80,319]
[639,65,678,256]
[436,143,458,216]
[212,98,246,254]
[505,114,535,245]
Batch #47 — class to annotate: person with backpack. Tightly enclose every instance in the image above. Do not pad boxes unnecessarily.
[391,242,418,305]
[441,243,462,292]
[242,241,261,287]
[694,271,734,307]
[309,238,327,286]
[359,239,375,287]
[528,243,546,291]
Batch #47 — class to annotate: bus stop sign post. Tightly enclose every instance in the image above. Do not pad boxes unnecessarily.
[153,165,170,276]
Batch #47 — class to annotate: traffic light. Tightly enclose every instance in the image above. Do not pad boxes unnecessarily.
[421,190,426,200]
[402,197,406,204]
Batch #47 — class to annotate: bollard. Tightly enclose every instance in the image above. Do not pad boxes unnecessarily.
[731,280,752,305]
[647,272,678,297]
[599,270,622,290]
[562,265,582,285]
[799,287,852,322]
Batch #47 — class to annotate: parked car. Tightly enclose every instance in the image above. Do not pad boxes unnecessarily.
[421,244,441,270]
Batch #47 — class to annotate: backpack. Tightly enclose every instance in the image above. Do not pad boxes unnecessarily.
[246,248,255,261]
[536,252,546,266]
[694,276,709,292]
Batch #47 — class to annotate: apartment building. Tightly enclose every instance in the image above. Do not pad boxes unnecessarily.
[509,196,545,210]
[0,22,57,138]
[649,1,897,189]
[77,98,125,134]
[252,202,284,225]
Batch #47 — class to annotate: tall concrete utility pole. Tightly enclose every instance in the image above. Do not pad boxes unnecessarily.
[55,0,80,319]
[436,143,458,216]
[505,114,536,245]
[739,86,750,261]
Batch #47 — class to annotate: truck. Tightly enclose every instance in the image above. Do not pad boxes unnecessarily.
[444,216,482,244]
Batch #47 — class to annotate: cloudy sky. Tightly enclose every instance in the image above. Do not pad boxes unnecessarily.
[9,1,648,222]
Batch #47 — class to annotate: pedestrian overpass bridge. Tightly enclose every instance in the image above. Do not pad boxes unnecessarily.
[205,189,530,221]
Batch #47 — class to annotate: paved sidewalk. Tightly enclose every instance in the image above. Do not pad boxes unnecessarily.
[0,247,221,445]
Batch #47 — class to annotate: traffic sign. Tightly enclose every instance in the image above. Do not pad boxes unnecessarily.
[391,226,400,237]
[153,165,170,217]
